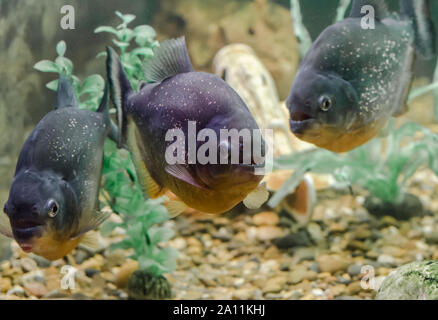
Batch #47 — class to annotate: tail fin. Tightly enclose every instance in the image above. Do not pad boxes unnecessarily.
[97,83,118,143]
[55,74,78,109]
[106,47,133,148]
[143,37,194,83]
[401,0,436,59]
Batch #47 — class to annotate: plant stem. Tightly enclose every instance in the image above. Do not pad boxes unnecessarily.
[290,0,312,59]
[334,0,351,23]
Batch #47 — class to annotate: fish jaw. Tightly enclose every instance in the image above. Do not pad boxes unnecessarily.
[29,232,83,261]
[11,222,45,253]
[292,119,387,153]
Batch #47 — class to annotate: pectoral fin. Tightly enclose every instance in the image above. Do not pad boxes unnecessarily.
[79,230,101,250]
[0,214,12,238]
[165,199,189,218]
[71,210,111,240]
[165,164,209,190]
[243,182,269,210]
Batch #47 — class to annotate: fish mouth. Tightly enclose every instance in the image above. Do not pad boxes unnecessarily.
[11,219,44,249]
[289,109,319,135]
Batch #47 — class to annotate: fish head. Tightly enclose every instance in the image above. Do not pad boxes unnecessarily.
[287,69,359,143]
[3,170,78,257]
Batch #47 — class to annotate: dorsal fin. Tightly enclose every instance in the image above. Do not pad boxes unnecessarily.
[55,74,78,109]
[349,0,389,20]
[143,37,194,83]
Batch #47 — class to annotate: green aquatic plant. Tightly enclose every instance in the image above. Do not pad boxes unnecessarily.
[34,14,176,298]
[270,120,438,208]
[289,0,312,59]
[94,10,159,91]
[34,40,105,111]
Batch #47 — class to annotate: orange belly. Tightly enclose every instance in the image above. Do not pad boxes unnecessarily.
[295,119,387,153]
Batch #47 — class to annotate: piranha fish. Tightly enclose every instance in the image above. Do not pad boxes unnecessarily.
[286,0,436,152]
[106,37,269,216]
[0,75,116,260]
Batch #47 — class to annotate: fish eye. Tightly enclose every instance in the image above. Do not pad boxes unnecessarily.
[46,200,59,218]
[319,96,332,112]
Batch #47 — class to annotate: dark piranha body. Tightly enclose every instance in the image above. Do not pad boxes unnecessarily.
[106,37,268,216]
[287,0,435,152]
[1,76,115,260]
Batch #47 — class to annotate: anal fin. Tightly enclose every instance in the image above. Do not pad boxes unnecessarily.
[126,119,164,198]
[165,200,189,218]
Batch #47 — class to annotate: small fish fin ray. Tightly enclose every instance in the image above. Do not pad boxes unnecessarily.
[165,164,209,190]
[71,210,111,239]
[143,37,194,83]
[165,200,188,218]
[79,230,101,250]
[349,0,389,20]
[243,182,269,210]
[55,74,78,109]
[127,121,164,198]
[401,0,436,59]
[0,214,12,238]
[106,46,133,148]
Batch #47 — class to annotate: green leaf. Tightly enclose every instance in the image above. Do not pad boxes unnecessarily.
[134,25,156,46]
[100,221,119,237]
[131,47,154,57]
[55,56,73,74]
[94,26,119,35]
[56,41,66,57]
[96,51,107,59]
[148,227,175,245]
[34,60,59,73]
[80,74,105,95]
[115,11,136,25]
[46,79,58,91]
[112,39,130,50]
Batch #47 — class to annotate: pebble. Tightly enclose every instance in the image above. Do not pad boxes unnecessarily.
[6,285,25,297]
[347,263,363,277]
[287,266,307,284]
[256,226,284,242]
[23,282,47,298]
[316,254,350,274]
[20,258,38,273]
[0,277,12,293]
[43,290,69,299]
[28,254,51,268]
[377,254,397,267]
[275,231,313,249]
[346,282,362,295]
[253,211,279,226]
[312,288,325,297]
[307,223,324,243]
[212,227,233,242]
[116,260,138,288]
[263,276,287,294]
